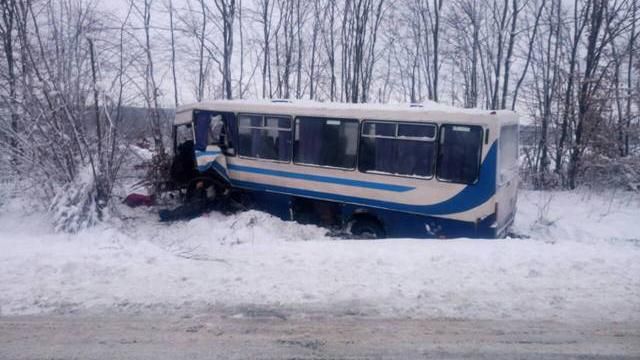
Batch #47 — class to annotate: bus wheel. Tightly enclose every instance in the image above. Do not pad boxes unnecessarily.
[349,216,385,239]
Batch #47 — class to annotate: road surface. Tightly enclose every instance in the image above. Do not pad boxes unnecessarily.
[1,307,638,359]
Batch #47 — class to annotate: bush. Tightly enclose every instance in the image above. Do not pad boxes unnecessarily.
[49,167,104,233]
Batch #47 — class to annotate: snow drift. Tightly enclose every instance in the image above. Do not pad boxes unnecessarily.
[0,189,638,323]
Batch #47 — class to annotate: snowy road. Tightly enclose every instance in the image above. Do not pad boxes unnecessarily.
[1,310,639,359]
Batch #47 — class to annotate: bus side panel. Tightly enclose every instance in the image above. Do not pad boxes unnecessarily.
[228,151,500,238]
[495,124,519,236]
[232,189,497,239]
[495,181,517,237]
[342,204,497,239]
[242,190,292,221]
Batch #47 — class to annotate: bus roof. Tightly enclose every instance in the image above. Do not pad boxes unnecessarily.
[175,99,518,127]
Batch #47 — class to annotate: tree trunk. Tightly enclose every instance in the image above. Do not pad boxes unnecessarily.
[500,0,518,110]
[568,0,605,189]
[432,0,443,102]
[491,0,509,110]
[555,0,584,179]
[169,0,179,107]
[198,0,206,101]
[1,0,19,165]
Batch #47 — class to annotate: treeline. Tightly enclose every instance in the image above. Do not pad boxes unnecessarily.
[0,0,638,215]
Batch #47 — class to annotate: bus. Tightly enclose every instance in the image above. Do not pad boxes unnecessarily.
[169,100,519,239]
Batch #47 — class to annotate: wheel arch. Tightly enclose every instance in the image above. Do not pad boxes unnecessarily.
[346,208,386,235]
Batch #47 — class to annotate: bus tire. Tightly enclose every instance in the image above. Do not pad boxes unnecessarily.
[349,216,385,239]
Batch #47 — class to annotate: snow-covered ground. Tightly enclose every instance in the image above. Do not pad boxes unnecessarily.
[0,189,639,323]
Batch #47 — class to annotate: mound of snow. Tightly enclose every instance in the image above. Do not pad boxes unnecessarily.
[514,190,640,243]
[0,190,638,323]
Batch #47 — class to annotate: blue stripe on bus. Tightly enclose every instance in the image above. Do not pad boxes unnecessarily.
[230,142,497,216]
[424,142,497,214]
[227,164,416,193]
[211,161,230,181]
[195,150,222,157]
[196,158,231,182]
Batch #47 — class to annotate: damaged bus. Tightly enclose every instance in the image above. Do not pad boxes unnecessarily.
[167,100,519,239]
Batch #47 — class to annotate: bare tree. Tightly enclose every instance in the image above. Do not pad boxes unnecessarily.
[168,0,179,107]
[554,0,588,179]
[567,0,631,189]
[490,0,510,109]
[340,0,386,103]
[0,0,19,166]
[197,0,207,101]
[132,0,165,155]
[511,0,546,110]
[0,0,133,230]
[323,0,337,101]
[431,0,444,101]
[214,0,236,99]
[257,0,275,98]
[499,0,520,110]
[448,0,482,108]
[2,0,639,200]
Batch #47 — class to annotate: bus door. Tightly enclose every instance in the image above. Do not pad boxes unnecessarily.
[193,111,231,182]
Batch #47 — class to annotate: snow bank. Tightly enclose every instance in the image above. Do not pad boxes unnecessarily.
[0,190,638,323]
[514,190,640,242]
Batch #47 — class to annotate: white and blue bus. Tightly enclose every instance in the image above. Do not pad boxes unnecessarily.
[170,100,518,239]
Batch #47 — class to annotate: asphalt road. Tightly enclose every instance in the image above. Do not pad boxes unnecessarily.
[1,308,638,359]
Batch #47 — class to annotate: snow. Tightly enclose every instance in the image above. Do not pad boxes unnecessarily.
[179,98,480,114]
[176,99,512,127]
[0,189,639,323]
[128,144,153,162]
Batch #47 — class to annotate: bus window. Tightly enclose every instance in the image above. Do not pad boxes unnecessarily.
[238,114,292,161]
[194,112,211,151]
[175,123,193,146]
[359,121,436,178]
[194,112,225,151]
[173,123,194,161]
[209,115,224,144]
[397,123,436,139]
[294,117,358,169]
[436,124,483,184]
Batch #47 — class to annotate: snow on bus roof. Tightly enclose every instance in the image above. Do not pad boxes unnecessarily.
[174,99,518,126]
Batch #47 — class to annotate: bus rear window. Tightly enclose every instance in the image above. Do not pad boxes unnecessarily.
[436,125,483,184]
